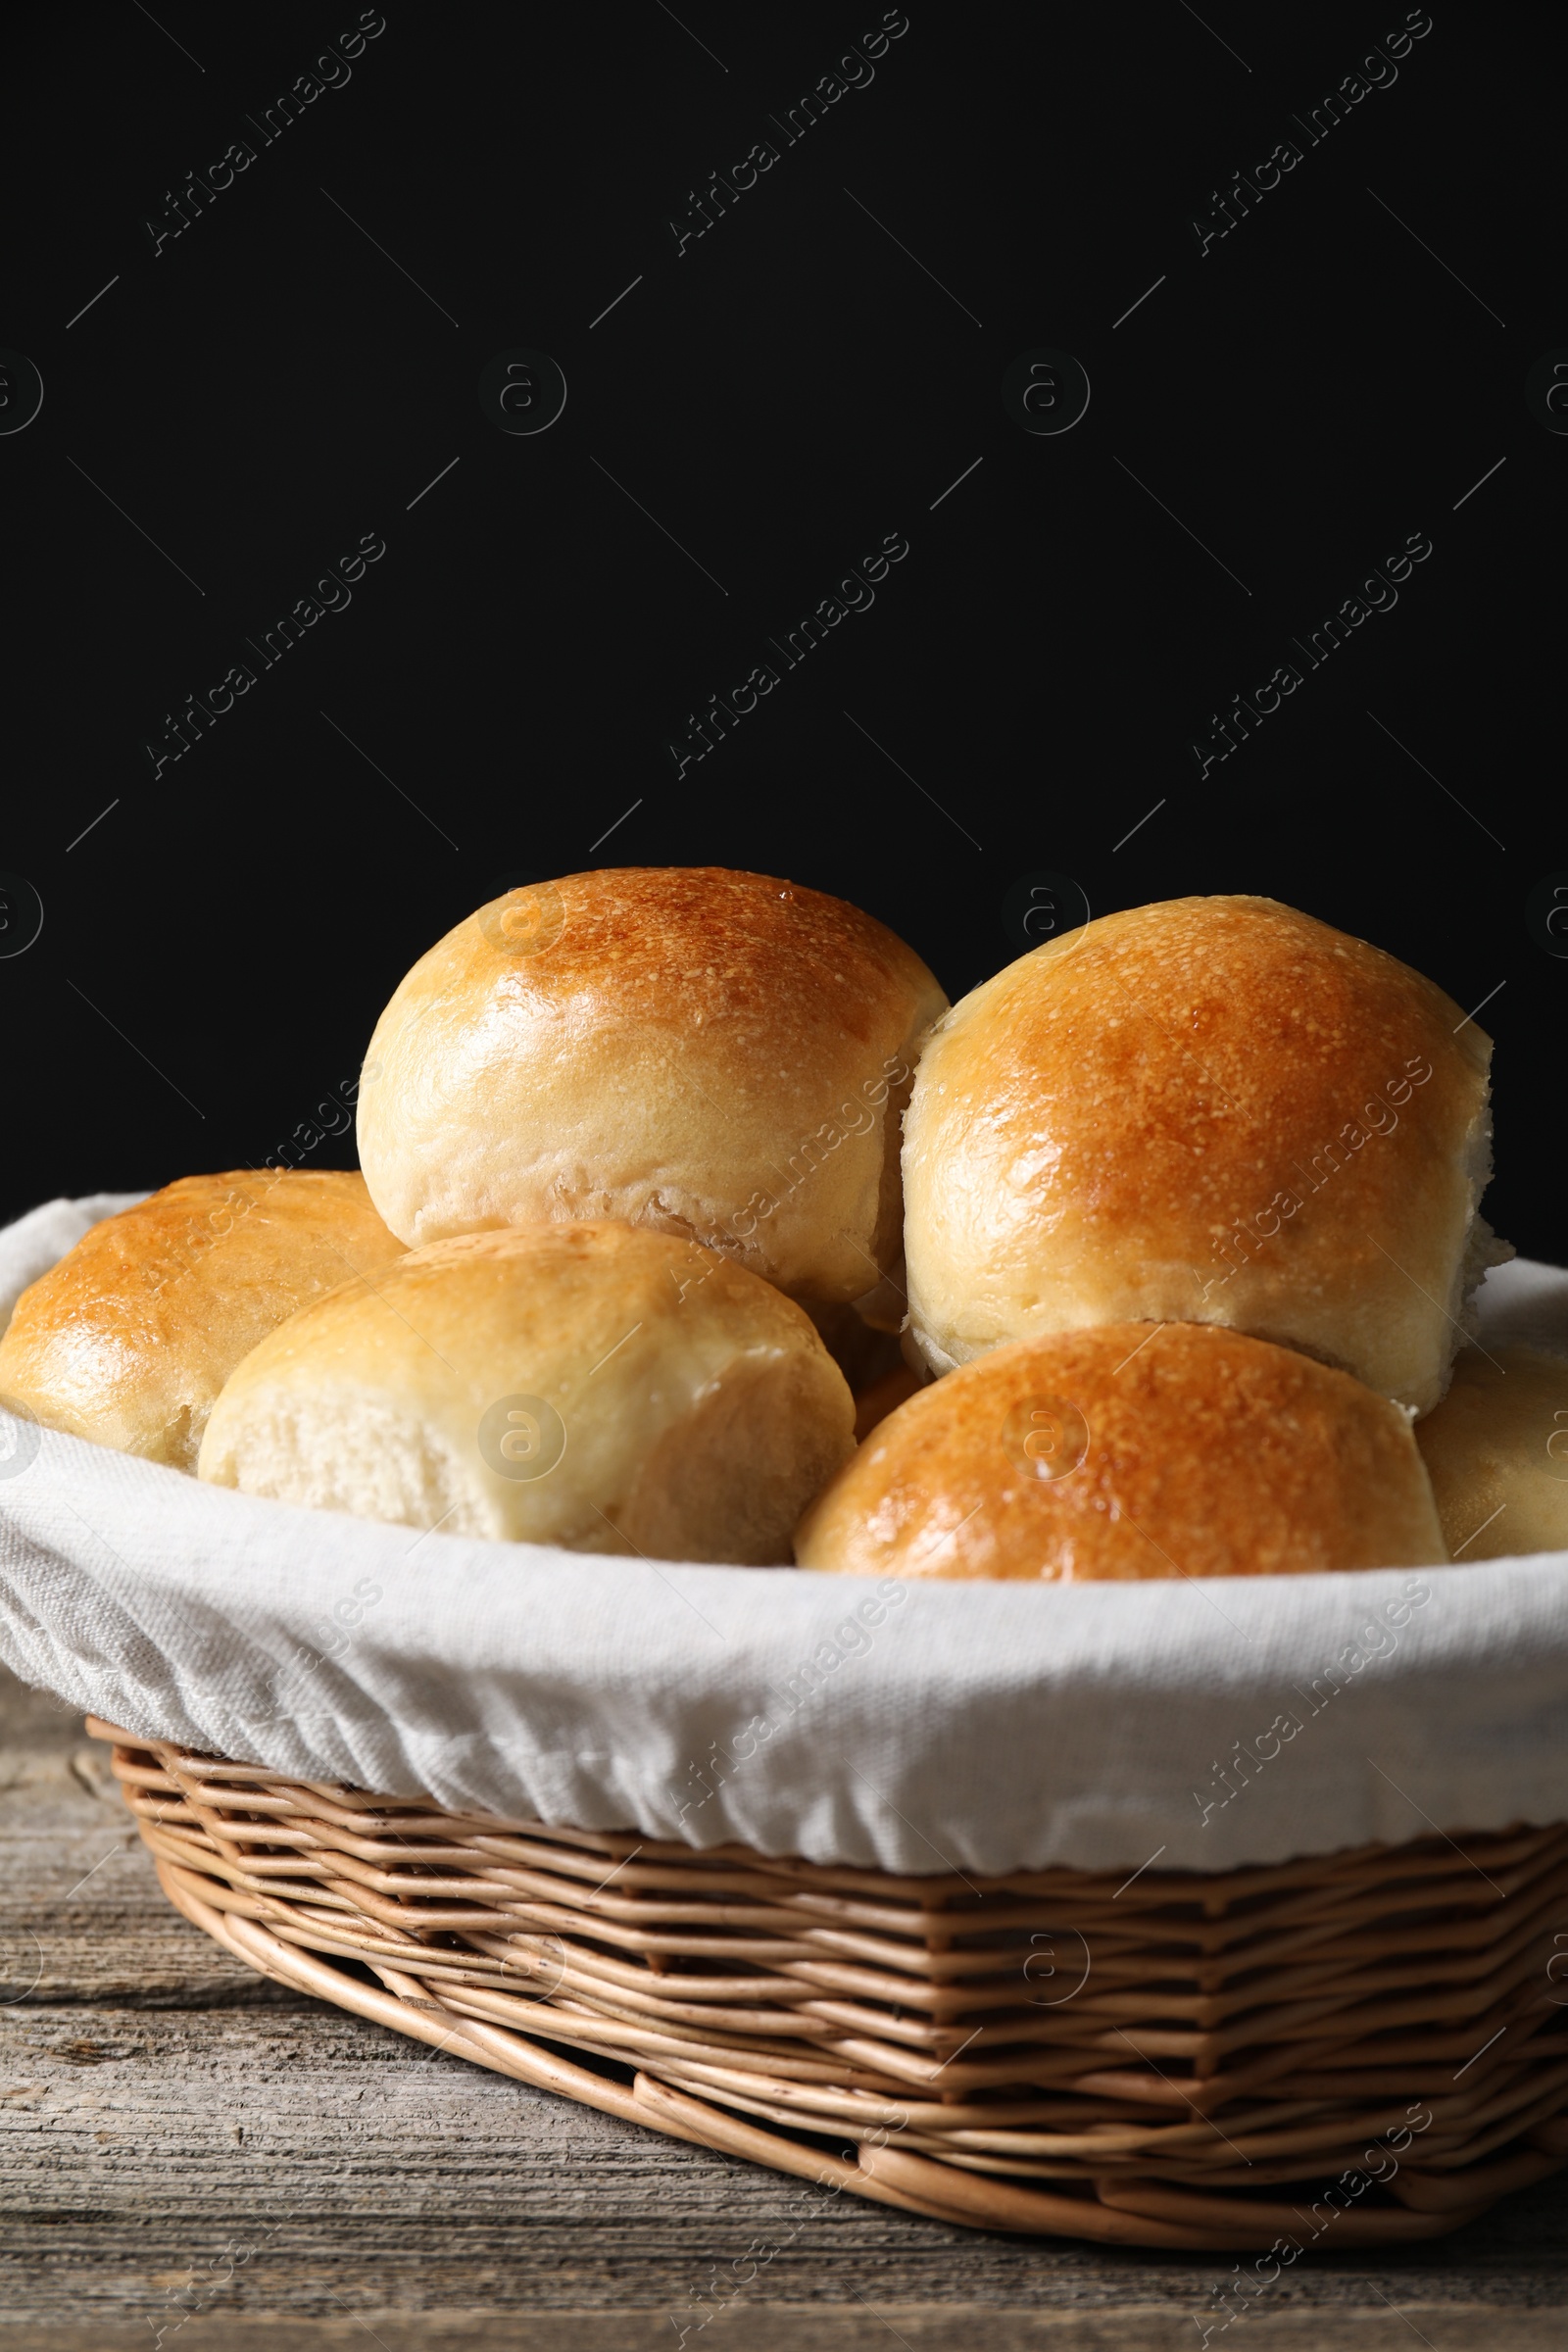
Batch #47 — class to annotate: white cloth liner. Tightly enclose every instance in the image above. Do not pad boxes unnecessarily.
[1,1196,1567,1878]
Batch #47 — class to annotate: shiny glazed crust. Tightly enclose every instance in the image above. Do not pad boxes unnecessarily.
[0,1171,406,1471]
[903,896,1500,1413]
[356,867,948,1303]
[795,1321,1447,1581]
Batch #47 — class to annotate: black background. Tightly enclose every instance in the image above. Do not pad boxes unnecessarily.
[2,2,1559,1252]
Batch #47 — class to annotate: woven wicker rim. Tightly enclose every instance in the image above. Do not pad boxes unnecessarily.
[89,1722,1568,2250]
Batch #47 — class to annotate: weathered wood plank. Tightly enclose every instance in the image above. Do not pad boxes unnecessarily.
[0,1684,300,2008]
[3,2309,1568,2352]
[0,2311,1561,2351]
[2,1666,1565,2342]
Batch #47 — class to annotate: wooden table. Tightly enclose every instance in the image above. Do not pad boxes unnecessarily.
[2,1669,1564,2350]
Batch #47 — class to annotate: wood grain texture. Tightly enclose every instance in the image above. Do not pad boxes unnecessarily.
[4,2314,1568,2352]
[2,1668,1566,2346]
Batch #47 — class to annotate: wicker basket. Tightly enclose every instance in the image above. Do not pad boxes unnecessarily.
[89,1721,1568,2251]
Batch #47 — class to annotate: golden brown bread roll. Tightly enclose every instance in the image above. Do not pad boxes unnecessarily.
[0,1172,406,1472]
[903,896,1506,1414]
[356,866,948,1309]
[1415,1345,1568,1561]
[795,1322,1447,1581]
[198,1220,856,1563]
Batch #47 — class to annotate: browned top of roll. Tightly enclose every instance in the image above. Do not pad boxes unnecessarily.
[0,1171,406,1471]
[902,894,1496,1412]
[357,866,948,1301]
[461,866,928,1038]
[796,1321,1447,1581]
